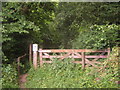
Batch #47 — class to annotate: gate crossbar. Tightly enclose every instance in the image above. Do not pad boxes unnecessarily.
[32,45,110,70]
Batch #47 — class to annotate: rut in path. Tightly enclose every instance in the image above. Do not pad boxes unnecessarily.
[19,73,28,88]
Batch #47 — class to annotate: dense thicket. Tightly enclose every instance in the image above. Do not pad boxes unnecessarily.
[1,2,119,88]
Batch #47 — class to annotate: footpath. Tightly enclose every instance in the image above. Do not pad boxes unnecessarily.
[19,73,28,88]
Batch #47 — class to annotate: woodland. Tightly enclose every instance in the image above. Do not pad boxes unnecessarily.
[1,2,120,88]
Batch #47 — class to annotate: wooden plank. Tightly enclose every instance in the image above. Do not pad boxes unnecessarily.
[42,56,74,58]
[107,48,110,57]
[82,52,85,69]
[72,61,82,64]
[86,61,101,67]
[39,48,43,67]
[43,52,54,61]
[74,52,97,67]
[33,44,38,69]
[33,51,37,69]
[43,52,49,56]
[42,55,107,58]
[86,56,107,58]
[92,61,101,64]
[42,61,101,64]
[58,52,71,60]
[17,54,26,75]
[17,57,20,76]
[92,52,106,62]
[43,61,52,63]
[85,59,97,67]
[29,44,32,65]
[38,49,108,53]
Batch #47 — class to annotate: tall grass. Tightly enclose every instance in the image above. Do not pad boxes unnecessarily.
[25,47,119,88]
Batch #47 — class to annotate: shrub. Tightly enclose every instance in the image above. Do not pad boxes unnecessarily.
[1,64,19,88]
[72,24,120,49]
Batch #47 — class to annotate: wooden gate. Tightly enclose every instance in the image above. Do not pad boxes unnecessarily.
[32,44,110,69]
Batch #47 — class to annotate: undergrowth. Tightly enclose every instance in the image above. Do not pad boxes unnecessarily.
[1,64,19,88]
[25,47,119,88]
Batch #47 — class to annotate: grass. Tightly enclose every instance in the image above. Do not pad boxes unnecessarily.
[25,55,119,88]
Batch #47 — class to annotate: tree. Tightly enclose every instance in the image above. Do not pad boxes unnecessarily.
[52,2,119,48]
[2,2,56,62]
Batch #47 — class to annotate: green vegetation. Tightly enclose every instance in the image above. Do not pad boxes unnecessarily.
[72,24,120,49]
[25,47,119,88]
[1,56,19,88]
[1,64,18,88]
[1,2,119,88]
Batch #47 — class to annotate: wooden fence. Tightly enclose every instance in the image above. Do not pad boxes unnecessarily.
[32,44,110,69]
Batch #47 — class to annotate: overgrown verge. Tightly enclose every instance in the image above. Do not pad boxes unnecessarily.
[25,47,119,88]
[1,64,19,88]
[1,55,19,88]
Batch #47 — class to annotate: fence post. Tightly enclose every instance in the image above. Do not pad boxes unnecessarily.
[29,44,32,66]
[33,44,38,69]
[17,54,26,76]
[82,52,85,70]
[107,48,110,57]
[17,57,20,76]
[39,48,43,67]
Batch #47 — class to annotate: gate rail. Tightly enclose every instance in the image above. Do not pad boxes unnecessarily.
[32,44,110,69]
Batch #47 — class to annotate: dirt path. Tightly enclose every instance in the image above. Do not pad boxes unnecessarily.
[19,73,28,88]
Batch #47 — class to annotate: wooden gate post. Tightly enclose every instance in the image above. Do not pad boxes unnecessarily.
[107,48,110,57]
[29,44,32,66]
[82,52,85,70]
[33,44,38,69]
[17,57,20,76]
[39,48,43,67]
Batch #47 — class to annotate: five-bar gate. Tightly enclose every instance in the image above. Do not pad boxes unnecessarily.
[32,44,110,69]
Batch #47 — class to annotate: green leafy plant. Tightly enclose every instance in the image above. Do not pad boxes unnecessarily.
[72,24,119,49]
[2,64,19,88]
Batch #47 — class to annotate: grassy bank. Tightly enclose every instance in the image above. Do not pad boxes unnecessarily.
[25,47,119,88]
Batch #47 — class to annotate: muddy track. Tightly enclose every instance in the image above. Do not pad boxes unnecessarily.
[19,73,28,88]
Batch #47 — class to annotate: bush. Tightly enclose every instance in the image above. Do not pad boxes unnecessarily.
[72,24,120,49]
[1,64,19,88]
